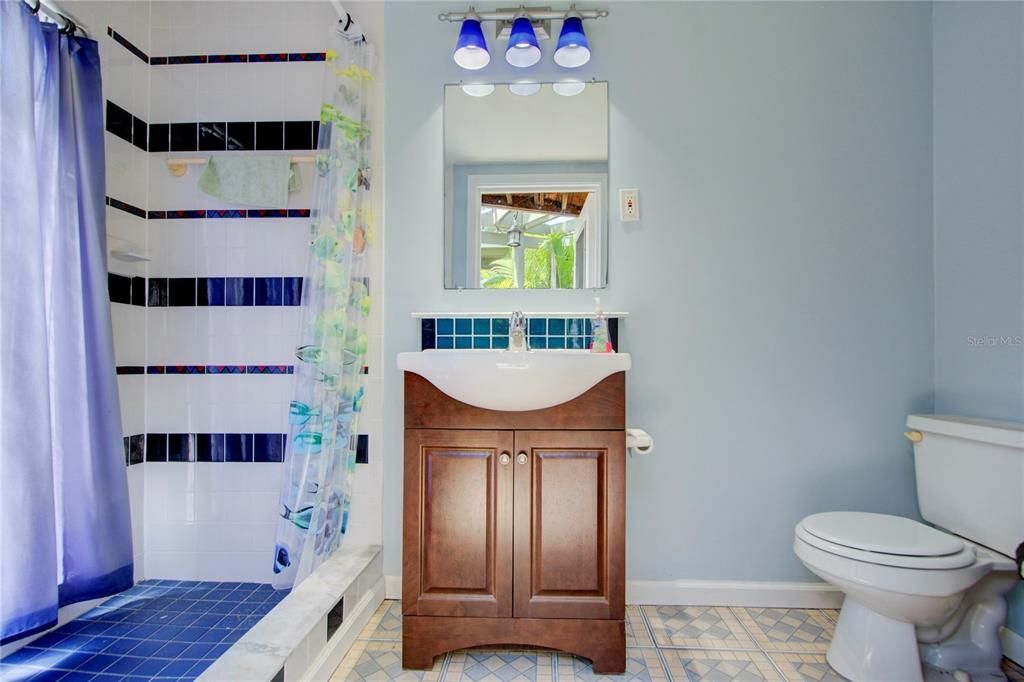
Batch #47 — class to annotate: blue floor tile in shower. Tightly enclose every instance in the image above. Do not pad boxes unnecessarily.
[0,579,288,681]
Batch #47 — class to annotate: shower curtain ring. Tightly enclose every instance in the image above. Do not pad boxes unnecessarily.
[59,16,77,35]
[29,0,41,14]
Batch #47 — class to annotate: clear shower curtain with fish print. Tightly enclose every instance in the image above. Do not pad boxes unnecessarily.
[271,36,374,590]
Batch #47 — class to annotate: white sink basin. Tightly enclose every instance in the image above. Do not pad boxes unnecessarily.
[397,349,631,412]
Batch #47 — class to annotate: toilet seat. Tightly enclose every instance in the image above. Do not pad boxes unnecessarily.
[796,512,977,570]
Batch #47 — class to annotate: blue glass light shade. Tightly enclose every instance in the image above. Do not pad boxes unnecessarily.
[453,17,490,70]
[554,16,590,68]
[505,16,541,67]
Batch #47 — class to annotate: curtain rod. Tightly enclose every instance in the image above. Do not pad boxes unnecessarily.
[22,0,90,36]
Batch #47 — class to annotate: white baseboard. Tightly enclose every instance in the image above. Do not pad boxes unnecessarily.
[1001,626,1024,667]
[307,576,385,682]
[383,575,842,609]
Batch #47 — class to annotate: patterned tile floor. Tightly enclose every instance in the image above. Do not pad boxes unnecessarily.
[0,580,287,681]
[332,601,1024,681]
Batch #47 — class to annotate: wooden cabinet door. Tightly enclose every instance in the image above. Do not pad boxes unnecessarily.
[513,430,625,620]
[403,429,514,617]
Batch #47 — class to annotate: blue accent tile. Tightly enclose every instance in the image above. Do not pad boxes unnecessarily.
[532,337,548,349]
[255,277,283,306]
[195,433,225,462]
[225,277,254,306]
[77,653,121,672]
[455,318,471,335]
[567,336,585,349]
[146,433,167,462]
[473,318,491,335]
[436,335,454,349]
[492,335,509,349]
[153,641,189,658]
[167,433,193,462]
[253,434,284,462]
[454,336,472,349]
[473,336,491,349]
[198,277,225,306]
[131,658,171,676]
[548,336,566,349]
[225,433,253,462]
[585,319,593,335]
[548,318,566,335]
[421,318,435,350]
[528,318,546,335]
[567,318,585,336]
[436,318,454,335]
[283,277,303,306]
[492,318,509,335]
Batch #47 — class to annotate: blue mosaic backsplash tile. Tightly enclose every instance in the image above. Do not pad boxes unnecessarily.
[421,316,618,352]
[0,580,288,681]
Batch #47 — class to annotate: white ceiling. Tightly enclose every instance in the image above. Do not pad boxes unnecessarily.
[444,82,608,165]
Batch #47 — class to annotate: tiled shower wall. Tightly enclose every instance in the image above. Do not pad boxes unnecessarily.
[71,0,384,583]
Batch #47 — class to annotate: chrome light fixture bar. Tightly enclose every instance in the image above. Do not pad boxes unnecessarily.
[439,7,609,22]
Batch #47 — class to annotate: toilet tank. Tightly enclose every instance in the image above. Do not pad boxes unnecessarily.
[907,414,1024,557]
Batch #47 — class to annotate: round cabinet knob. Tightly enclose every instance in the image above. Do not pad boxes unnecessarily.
[516,452,528,465]
[499,452,511,465]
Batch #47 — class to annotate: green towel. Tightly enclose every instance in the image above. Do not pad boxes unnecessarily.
[197,156,302,208]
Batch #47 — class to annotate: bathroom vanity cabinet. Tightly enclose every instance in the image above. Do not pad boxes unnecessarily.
[401,371,627,673]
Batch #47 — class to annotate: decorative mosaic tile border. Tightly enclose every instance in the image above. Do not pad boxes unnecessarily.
[106,196,147,219]
[151,52,327,66]
[106,24,326,67]
[117,365,294,375]
[122,432,369,465]
[420,316,619,351]
[147,208,311,219]
[108,275,304,307]
[107,26,149,64]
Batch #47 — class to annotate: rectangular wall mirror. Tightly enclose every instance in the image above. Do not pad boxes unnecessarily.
[444,82,609,290]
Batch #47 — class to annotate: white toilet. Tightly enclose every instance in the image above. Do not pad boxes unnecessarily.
[795,414,1024,682]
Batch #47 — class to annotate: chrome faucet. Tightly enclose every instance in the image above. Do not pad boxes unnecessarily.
[509,311,529,351]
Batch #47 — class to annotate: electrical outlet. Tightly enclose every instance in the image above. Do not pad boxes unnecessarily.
[619,189,639,222]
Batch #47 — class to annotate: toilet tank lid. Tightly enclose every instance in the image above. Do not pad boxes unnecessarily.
[907,414,1024,449]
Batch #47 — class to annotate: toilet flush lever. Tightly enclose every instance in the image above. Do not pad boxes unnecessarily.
[904,430,923,443]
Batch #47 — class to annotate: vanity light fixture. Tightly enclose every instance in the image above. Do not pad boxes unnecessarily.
[453,8,490,70]
[553,7,590,67]
[505,11,542,67]
[461,83,495,97]
[553,80,586,96]
[442,6,607,70]
[509,81,542,96]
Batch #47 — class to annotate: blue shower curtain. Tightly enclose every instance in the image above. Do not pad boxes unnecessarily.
[0,1,133,643]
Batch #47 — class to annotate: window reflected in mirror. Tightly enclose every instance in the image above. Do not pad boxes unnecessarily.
[444,82,609,290]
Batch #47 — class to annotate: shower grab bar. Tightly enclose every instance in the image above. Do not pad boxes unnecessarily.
[166,156,316,177]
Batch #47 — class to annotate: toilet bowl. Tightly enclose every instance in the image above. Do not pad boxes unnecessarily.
[795,511,1017,681]
[795,415,1024,682]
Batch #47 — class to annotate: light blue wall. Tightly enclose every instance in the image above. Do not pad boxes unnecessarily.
[932,0,1024,633]
[381,2,935,581]
[449,162,609,286]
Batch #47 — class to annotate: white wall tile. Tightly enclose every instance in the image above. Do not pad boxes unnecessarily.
[118,375,146,435]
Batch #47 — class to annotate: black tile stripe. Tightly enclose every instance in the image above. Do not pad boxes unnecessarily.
[123,432,368,464]
[107,26,149,64]
[109,274,306,307]
[105,100,148,150]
